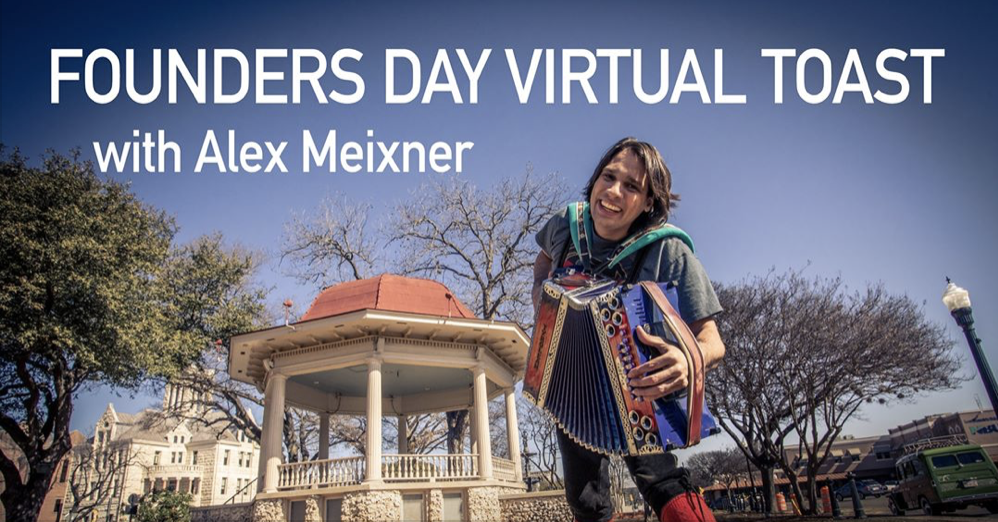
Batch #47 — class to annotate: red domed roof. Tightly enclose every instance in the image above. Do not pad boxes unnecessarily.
[300,274,476,322]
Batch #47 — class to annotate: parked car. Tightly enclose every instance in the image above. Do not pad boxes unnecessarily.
[834,480,887,501]
[886,443,998,516]
[883,480,898,491]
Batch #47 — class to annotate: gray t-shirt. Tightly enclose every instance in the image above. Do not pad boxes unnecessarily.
[535,208,723,324]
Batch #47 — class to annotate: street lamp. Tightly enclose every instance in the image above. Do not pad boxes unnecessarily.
[942,278,998,415]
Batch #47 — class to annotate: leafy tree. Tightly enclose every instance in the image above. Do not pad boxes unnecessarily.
[0,149,268,521]
[144,235,270,445]
[135,490,191,522]
[1,149,182,521]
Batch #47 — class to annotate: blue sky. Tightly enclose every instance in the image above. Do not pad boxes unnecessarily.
[2,0,996,447]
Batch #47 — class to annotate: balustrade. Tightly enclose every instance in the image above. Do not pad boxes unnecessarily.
[277,453,521,490]
[382,454,478,482]
[277,456,365,489]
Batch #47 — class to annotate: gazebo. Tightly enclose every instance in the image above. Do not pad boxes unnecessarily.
[229,274,529,522]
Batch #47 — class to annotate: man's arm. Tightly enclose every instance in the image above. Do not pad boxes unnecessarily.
[532,251,553,312]
[689,317,725,371]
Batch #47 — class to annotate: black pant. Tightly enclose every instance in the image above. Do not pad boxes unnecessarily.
[558,430,693,522]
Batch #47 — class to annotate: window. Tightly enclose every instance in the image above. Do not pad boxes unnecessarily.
[97,432,105,445]
[958,452,986,465]
[238,452,244,467]
[59,460,69,482]
[154,451,161,465]
[403,494,425,522]
[931,455,959,468]
[167,479,177,492]
[223,450,230,466]
[177,452,183,464]
[192,478,200,495]
[181,436,185,443]
[875,451,891,460]
[54,498,62,513]
[326,499,343,522]
[113,479,119,496]
[173,435,178,443]
[442,492,464,522]
[171,452,177,464]
[192,451,199,465]
[144,479,151,494]
[289,501,307,522]
[220,477,227,496]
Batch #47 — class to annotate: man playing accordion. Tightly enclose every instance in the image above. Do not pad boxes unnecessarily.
[532,137,726,522]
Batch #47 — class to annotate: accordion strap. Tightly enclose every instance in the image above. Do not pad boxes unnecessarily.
[639,281,706,448]
[567,202,696,277]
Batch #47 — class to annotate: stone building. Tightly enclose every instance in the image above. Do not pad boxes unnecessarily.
[71,380,260,521]
[224,274,529,522]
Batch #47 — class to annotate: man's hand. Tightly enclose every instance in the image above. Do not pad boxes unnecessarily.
[625,318,725,401]
[626,326,689,400]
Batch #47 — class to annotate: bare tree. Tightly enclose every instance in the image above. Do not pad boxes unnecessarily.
[608,455,629,512]
[390,168,564,329]
[64,439,139,522]
[687,448,744,507]
[707,274,796,514]
[778,277,961,513]
[389,169,566,452]
[281,194,381,286]
[709,270,961,514]
[489,397,509,459]
[518,397,563,490]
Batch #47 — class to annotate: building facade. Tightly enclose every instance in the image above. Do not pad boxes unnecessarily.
[68,381,260,521]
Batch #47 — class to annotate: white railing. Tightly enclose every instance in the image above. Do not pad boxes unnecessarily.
[278,456,365,490]
[492,457,517,482]
[277,454,522,490]
[382,454,478,482]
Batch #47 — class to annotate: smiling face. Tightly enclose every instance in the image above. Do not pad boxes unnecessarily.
[588,148,653,242]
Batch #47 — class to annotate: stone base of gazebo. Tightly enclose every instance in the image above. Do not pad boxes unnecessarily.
[236,483,523,522]
[192,487,575,522]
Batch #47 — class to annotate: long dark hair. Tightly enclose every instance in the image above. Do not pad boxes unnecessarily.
[583,137,680,232]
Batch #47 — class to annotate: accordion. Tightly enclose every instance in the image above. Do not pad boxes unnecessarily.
[524,275,720,456]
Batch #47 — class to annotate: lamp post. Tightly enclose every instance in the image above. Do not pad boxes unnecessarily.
[942,278,998,415]
[522,448,539,492]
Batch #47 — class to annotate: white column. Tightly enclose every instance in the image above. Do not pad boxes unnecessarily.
[469,406,478,455]
[472,365,493,479]
[504,387,523,481]
[398,415,408,454]
[364,357,383,483]
[318,413,330,460]
[259,372,287,493]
